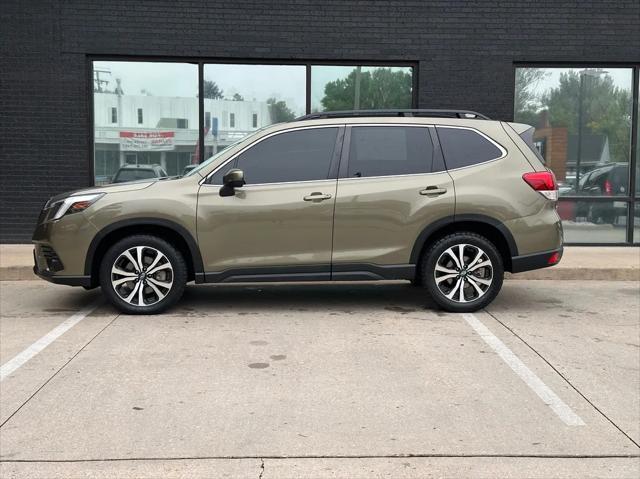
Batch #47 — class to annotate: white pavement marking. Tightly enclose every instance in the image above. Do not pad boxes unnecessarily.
[462,313,585,427]
[0,299,102,382]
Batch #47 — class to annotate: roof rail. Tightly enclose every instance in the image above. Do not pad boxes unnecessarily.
[296,109,491,121]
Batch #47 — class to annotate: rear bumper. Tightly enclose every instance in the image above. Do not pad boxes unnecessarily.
[511,247,563,274]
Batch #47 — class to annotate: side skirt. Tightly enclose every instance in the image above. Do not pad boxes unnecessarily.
[195,263,415,284]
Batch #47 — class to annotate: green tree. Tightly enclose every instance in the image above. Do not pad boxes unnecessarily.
[231,93,244,101]
[202,80,223,99]
[321,68,412,111]
[541,71,632,163]
[267,97,296,123]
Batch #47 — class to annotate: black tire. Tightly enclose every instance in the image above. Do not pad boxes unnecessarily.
[421,232,503,313]
[99,235,187,314]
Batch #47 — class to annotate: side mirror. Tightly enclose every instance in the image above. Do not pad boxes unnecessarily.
[219,169,245,197]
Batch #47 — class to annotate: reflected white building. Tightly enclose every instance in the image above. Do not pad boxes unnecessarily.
[94,93,271,183]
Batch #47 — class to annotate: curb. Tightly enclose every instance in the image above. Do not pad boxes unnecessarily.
[1,266,638,282]
[1,267,38,281]
[505,268,640,281]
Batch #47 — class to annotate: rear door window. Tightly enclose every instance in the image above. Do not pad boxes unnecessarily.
[436,127,504,170]
[346,126,433,178]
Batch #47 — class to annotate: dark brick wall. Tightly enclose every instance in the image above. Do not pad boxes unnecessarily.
[1,0,639,242]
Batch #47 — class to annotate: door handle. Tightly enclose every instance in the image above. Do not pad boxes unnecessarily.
[420,186,447,196]
[303,192,332,202]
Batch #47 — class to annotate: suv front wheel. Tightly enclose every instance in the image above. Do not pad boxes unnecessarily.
[99,235,187,314]
[421,232,503,313]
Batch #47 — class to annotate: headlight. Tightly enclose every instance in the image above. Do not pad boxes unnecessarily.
[50,193,105,220]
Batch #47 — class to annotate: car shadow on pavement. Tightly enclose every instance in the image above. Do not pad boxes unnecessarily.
[170,281,440,314]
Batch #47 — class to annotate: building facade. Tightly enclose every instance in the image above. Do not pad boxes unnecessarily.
[1,1,639,244]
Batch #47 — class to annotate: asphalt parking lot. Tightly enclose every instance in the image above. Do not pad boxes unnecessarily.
[0,279,639,478]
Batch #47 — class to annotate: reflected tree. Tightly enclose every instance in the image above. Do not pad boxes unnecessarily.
[514,68,548,126]
[202,80,224,99]
[541,72,632,163]
[268,97,296,122]
[321,68,412,111]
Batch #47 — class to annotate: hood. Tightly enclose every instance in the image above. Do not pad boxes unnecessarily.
[48,180,156,204]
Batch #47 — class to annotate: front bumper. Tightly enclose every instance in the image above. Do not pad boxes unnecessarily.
[33,248,91,287]
[511,247,563,274]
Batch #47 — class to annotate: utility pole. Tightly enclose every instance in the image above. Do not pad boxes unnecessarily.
[354,66,362,110]
[93,68,111,93]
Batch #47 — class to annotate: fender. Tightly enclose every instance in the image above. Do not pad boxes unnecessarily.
[84,218,204,278]
[409,214,519,264]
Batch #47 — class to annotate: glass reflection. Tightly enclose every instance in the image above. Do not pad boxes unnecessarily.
[93,61,198,184]
[311,65,413,112]
[514,67,633,197]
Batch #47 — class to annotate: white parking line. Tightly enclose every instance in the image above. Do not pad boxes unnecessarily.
[462,313,585,426]
[0,299,102,382]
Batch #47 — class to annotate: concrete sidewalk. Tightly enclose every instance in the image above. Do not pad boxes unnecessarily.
[1,244,638,281]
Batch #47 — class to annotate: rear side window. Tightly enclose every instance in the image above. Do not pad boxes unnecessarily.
[347,126,433,178]
[436,127,504,170]
[518,126,545,163]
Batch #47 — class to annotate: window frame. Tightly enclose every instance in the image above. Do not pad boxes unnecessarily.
[202,125,345,186]
[513,62,640,245]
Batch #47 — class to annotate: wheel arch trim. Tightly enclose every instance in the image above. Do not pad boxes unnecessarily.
[84,218,204,281]
[409,214,519,266]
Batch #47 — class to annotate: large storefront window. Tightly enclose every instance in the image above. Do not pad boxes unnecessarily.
[93,61,198,184]
[202,64,306,158]
[93,61,415,185]
[310,65,413,112]
[515,66,636,244]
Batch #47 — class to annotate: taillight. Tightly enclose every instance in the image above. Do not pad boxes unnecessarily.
[548,251,561,265]
[603,179,613,196]
[522,171,558,201]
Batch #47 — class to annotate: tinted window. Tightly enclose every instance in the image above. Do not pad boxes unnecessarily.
[437,127,503,169]
[347,127,433,178]
[518,126,545,163]
[233,128,338,184]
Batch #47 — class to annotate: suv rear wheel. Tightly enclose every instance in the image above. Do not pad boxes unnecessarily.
[99,235,187,314]
[421,232,503,313]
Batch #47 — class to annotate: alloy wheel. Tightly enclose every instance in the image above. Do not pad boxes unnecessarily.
[434,243,493,303]
[111,246,174,307]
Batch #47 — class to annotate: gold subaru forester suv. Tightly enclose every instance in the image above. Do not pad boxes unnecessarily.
[33,110,563,314]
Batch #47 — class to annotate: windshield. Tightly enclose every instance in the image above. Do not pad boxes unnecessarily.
[113,169,158,183]
[184,126,272,178]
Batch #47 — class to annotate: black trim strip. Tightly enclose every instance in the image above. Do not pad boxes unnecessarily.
[332,263,415,280]
[34,266,92,287]
[409,214,519,265]
[202,263,415,283]
[511,247,563,274]
[204,264,330,283]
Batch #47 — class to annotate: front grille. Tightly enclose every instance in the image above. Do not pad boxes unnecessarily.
[38,245,64,272]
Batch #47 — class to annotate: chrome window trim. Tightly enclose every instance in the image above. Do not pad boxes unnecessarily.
[199,121,507,187]
[202,178,337,189]
[199,124,343,186]
[337,171,446,182]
